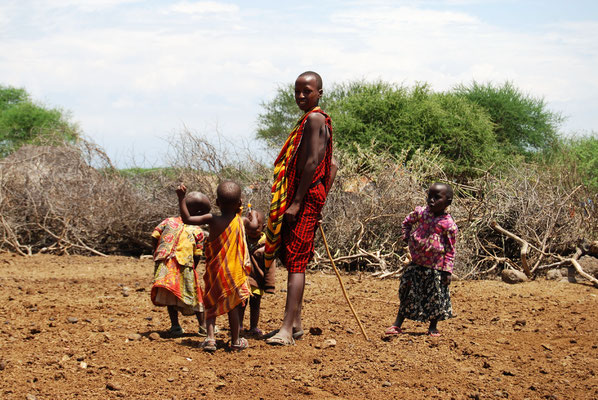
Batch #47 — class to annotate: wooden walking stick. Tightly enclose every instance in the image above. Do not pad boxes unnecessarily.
[318,224,370,341]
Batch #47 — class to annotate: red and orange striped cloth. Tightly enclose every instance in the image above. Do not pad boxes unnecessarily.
[203,214,252,319]
[264,106,327,268]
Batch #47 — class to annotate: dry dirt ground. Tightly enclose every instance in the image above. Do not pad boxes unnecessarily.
[1,253,597,399]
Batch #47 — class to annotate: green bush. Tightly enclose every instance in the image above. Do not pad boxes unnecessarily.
[452,81,563,156]
[548,133,598,190]
[329,82,497,176]
[0,85,79,157]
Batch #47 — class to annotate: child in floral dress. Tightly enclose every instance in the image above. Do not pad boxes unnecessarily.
[386,183,458,337]
[151,191,210,336]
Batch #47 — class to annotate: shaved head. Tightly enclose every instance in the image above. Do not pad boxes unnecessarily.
[298,71,323,90]
[216,180,242,209]
[185,191,211,216]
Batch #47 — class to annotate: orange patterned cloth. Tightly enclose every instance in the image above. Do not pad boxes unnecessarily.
[203,214,252,319]
[151,217,204,266]
[150,217,205,314]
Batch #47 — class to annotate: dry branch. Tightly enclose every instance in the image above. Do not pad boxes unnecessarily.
[489,221,532,277]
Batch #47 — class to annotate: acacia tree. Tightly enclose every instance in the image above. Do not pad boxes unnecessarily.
[452,81,563,155]
[0,85,79,157]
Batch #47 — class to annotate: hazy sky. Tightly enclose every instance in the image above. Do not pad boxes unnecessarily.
[1,1,597,167]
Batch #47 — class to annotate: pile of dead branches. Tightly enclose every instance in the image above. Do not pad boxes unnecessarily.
[0,141,164,256]
[1,131,596,286]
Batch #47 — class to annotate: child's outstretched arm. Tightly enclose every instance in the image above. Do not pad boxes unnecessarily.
[177,184,213,226]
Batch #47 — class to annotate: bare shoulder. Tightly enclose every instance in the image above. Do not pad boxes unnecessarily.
[306,112,325,126]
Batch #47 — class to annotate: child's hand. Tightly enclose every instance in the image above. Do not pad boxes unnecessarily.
[176,184,187,199]
[441,271,452,286]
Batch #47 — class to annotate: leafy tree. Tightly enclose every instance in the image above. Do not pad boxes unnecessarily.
[328,82,497,175]
[0,84,79,157]
[257,80,497,176]
[452,81,563,155]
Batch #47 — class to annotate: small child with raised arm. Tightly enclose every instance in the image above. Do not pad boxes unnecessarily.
[386,182,458,337]
[240,209,276,337]
[151,191,211,336]
[177,181,252,352]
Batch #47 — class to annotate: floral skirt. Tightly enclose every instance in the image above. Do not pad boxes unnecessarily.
[397,264,453,322]
[151,258,204,315]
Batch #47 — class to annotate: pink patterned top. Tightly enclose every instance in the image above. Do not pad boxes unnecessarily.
[402,206,458,273]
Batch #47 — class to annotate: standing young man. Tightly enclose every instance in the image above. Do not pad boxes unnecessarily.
[264,71,337,346]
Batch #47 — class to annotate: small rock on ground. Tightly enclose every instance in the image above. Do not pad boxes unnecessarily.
[128,333,142,341]
[501,269,527,284]
[106,380,122,391]
[546,269,562,280]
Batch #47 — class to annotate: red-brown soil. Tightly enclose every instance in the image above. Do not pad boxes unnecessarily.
[1,253,597,399]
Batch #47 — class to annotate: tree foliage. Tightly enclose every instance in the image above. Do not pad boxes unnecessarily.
[453,81,563,155]
[0,84,79,157]
[256,79,564,178]
[548,133,598,190]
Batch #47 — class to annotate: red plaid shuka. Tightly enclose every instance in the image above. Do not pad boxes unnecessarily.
[265,106,333,273]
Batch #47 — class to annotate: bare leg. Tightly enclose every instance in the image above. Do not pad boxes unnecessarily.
[428,319,439,335]
[167,306,180,330]
[239,302,247,331]
[277,272,305,341]
[228,305,242,346]
[249,295,262,331]
[392,311,405,329]
[205,317,216,341]
[195,311,206,332]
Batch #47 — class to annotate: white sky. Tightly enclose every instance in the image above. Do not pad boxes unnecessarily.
[1,0,597,167]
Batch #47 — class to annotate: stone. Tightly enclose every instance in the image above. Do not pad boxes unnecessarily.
[382,381,392,387]
[579,255,598,279]
[322,339,337,348]
[106,380,122,391]
[501,269,528,284]
[0,359,6,370]
[128,333,142,341]
[67,317,78,324]
[546,269,562,280]
[80,362,88,369]
[26,394,37,400]
[149,332,160,341]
